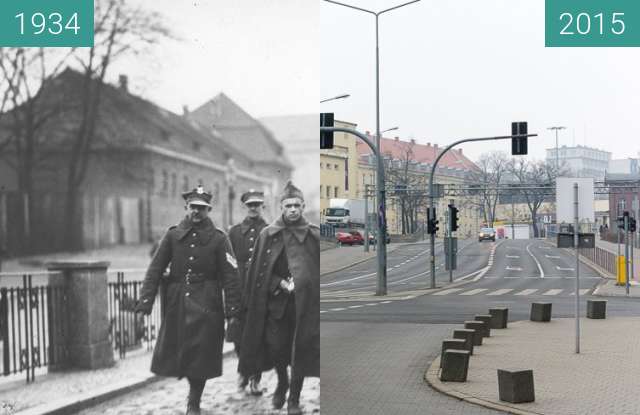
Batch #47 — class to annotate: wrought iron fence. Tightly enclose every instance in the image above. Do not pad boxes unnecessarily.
[0,272,67,383]
[107,270,163,360]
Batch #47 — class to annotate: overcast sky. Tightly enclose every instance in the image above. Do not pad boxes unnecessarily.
[320,0,640,162]
[110,0,318,118]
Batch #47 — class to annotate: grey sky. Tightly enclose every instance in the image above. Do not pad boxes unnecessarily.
[110,0,318,118]
[321,0,640,162]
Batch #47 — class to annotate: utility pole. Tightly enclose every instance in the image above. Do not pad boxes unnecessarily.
[548,126,566,172]
[573,183,580,354]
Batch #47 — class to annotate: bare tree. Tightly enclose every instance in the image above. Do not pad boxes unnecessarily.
[466,151,509,228]
[384,141,428,235]
[62,0,173,248]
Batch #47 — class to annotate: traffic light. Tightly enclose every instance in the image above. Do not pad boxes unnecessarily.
[619,211,630,230]
[511,121,528,155]
[448,204,459,232]
[630,217,637,233]
[427,207,439,235]
[320,113,334,149]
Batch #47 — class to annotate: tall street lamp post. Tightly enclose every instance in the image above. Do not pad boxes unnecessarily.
[324,0,421,295]
[548,126,566,171]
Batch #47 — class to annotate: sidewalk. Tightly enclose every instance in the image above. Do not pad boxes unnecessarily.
[595,238,640,280]
[0,343,238,414]
[320,241,424,276]
[427,317,640,415]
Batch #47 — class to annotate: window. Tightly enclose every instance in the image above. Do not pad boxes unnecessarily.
[320,185,323,198]
[327,164,331,170]
[334,164,339,170]
[162,170,168,193]
[334,186,339,198]
[326,186,330,198]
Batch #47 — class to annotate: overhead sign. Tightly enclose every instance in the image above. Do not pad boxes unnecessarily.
[556,177,595,224]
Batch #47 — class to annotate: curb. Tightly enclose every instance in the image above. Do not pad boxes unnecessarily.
[423,321,544,415]
[17,349,236,415]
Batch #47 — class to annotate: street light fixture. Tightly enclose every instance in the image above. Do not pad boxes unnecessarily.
[381,126,399,134]
[324,0,421,296]
[547,126,566,172]
[320,94,351,103]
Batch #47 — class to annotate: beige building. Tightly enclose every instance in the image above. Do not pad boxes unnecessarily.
[319,120,359,219]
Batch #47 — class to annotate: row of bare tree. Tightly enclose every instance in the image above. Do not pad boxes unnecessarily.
[381,141,567,237]
[0,0,171,252]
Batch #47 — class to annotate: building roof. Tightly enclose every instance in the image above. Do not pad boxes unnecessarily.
[35,68,250,167]
[189,93,292,169]
[356,134,479,172]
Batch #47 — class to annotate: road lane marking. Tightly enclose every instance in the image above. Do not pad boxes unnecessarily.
[515,289,538,296]
[330,307,347,311]
[320,310,328,313]
[433,288,464,296]
[545,255,560,259]
[526,242,545,278]
[348,305,364,309]
[569,289,590,296]
[487,288,514,296]
[380,301,392,304]
[460,288,489,296]
[506,266,523,271]
[365,303,377,306]
[556,266,575,271]
[506,255,520,258]
[542,289,563,296]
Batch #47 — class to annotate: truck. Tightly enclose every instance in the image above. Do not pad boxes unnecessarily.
[325,198,366,227]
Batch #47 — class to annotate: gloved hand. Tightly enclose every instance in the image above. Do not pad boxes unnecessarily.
[225,316,242,343]
[134,297,153,316]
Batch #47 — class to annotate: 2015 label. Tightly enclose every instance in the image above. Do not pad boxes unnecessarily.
[559,12,625,36]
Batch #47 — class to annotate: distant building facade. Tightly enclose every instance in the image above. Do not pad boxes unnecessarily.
[545,145,611,179]
[608,158,640,175]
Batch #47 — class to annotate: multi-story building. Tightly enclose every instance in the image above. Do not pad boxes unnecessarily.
[356,135,481,237]
[546,145,611,179]
[608,158,640,175]
[319,120,359,219]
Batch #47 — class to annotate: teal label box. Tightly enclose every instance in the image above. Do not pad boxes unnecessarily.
[0,0,93,47]
[546,0,640,47]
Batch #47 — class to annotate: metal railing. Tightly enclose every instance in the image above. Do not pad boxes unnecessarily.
[0,272,67,383]
[107,270,163,360]
[578,246,617,276]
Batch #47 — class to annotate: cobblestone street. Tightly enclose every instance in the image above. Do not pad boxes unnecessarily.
[75,355,320,415]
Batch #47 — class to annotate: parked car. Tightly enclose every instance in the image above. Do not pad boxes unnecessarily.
[336,231,365,246]
[478,227,496,242]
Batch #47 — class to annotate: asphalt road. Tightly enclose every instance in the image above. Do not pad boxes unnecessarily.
[321,238,640,414]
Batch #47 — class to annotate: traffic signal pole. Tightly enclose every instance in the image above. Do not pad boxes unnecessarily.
[321,126,388,295]
[427,132,537,289]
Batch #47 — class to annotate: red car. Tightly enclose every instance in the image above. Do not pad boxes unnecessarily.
[336,231,365,246]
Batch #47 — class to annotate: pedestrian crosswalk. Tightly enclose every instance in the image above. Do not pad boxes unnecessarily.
[431,287,591,297]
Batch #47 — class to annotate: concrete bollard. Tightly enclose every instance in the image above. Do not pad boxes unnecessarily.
[489,307,509,329]
[463,321,484,346]
[440,338,467,367]
[587,299,607,319]
[474,315,492,337]
[440,350,471,382]
[497,369,535,403]
[530,302,552,322]
[453,329,475,355]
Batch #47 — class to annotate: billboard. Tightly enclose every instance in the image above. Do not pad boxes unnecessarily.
[556,177,595,224]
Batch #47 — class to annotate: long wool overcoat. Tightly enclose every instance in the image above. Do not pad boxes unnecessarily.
[238,216,320,378]
[136,216,241,379]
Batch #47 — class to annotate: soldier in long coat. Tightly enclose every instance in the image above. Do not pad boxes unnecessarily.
[239,181,320,415]
[228,189,268,395]
[135,185,241,415]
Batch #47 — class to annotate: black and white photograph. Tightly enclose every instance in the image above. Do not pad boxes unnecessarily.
[0,1,319,414]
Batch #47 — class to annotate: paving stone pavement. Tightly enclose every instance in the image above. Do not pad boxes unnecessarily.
[74,355,319,415]
[430,317,640,415]
[321,321,505,415]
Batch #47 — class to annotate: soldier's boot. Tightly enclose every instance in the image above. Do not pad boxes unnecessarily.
[237,373,248,393]
[249,372,263,396]
[272,366,289,410]
[186,378,205,415]
[287,376,304,415]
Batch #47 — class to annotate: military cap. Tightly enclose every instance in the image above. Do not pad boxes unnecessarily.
[241,189,264,205]
[280,180,304,202]
[182,185,212,207]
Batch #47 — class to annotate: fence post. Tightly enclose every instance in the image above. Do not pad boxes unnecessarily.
[46,261,114,370]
